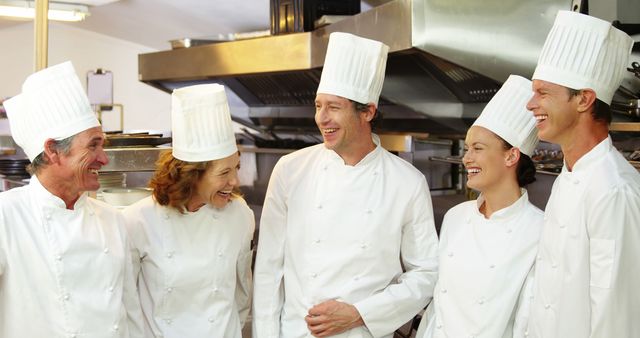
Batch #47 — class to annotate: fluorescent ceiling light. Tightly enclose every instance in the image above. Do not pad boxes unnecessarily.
[0,0,90,22]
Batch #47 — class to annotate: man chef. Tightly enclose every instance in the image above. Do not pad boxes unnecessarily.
[0,61,143,337]
[525,10,640,337]
[252,32,439,338]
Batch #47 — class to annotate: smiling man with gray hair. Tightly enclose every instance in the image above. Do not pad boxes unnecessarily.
[0,61,143,338]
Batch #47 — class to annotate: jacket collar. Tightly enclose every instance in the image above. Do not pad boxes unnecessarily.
[325,133,382,167]
[29,175,88,210]
[562,136,612,175]
[473,188,529,222]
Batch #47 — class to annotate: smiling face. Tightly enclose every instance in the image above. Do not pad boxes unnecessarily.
[527,79,580,145]
[190,152,240,210]
[314,93,373,160]
[462,126,515,192]
[57,126,109,194]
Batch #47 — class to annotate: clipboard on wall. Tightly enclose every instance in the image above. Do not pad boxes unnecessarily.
[87,68,113,110]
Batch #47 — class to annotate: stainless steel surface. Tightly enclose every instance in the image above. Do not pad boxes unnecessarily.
[101,147,169,172]
[138,0,638,134]
[412,0,571,82]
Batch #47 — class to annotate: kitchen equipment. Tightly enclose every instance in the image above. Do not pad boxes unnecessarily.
[101,187,152,206]
[270,0,360,34]
[0,157,30,178]
[105,132,171,148]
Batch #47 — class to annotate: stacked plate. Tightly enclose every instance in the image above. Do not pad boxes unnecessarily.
[0,157,30,178]
[98,172,126,189]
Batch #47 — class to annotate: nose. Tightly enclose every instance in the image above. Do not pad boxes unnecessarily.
[97,147,109,166]
[315,105,329,125]
[526,95,537,112]
[228,167,240,188]
[462,149,471,166]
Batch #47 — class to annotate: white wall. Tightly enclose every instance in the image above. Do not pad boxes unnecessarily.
[0,22,171,132]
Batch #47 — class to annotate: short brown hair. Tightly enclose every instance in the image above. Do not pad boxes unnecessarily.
[149,150,209,213]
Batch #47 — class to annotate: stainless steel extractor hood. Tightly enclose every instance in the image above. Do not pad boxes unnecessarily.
[138,0,640,134]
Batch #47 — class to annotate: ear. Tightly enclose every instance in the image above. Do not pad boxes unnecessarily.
[505,147,521,168]
[43,138,61,165]
[576,89,597,114]
[362,104,376,122]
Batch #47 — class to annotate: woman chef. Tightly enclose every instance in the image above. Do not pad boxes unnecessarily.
[123,84,255,338]
[416,75,543,338]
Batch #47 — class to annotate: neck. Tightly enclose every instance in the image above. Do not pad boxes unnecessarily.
[560,122,608,171]
[479,177,521,219]
[185,197,205,212]
[338,135,376,166]
[36,171,81,210]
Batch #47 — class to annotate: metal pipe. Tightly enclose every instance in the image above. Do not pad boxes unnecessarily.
[34,0,49,71]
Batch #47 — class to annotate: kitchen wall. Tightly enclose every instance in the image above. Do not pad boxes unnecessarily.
[0,21,170,133]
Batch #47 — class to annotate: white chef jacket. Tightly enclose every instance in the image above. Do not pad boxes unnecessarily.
[253,135,439,338]
[527,136,640,338]
[123,195,254,338]
[416,189,543,338]
[0,176,143,338]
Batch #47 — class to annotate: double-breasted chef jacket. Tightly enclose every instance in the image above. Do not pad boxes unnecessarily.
[0,176,143,338]
[417,189,543,338]
[527,136,640,337]
[253,135,439,338]
[123,195,254,338]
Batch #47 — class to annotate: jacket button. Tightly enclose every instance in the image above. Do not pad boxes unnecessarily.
[166,252,174,258]
[544,304,551,309]
[103,248,109,254]
[108,286,114,293]
[163,214,169,220]
[436,324,442,329]
[208,317,215,323]
[63,294,70,301]
[165,319,172,324]
[314,239,321,244]
[477,298,484,305]
[489,264,495,269]
[166,287,173,293]
[448,252,454,257]
[506,228,512,234]
[441,289,447,294]
[317,205,323,209]
[365,209,372,214]
[311,273,318,278]
[212,287,219,293]
[113,324,119,331]
[55,255,62,261]
[212,214,219,220]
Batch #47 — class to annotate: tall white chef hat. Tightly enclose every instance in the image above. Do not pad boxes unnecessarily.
[533,10,633,105]
[473,75,538,156]
[3,61,100,162]
[171,84,237,162]
[316,32,389,107]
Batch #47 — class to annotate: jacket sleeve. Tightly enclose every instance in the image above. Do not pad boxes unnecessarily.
[235,207,255,328]
[353,177,439,337]
[118,212,145,338]
[252,159,288,338]
[586,185,640,337]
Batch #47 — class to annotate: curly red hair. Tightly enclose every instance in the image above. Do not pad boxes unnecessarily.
[149,150,243,213]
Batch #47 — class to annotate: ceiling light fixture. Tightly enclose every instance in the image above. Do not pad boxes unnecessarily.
[0,0,90,22]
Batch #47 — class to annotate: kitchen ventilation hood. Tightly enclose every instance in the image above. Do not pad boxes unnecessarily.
[138,0,639,134]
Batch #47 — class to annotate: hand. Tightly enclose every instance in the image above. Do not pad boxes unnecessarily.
[305,299,365,337]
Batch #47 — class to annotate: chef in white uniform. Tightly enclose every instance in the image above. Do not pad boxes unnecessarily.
[252,32,439,338]
[415,75,543,338]
[0,61,143,337]
[525,11,640,338]
[123,84,254,338]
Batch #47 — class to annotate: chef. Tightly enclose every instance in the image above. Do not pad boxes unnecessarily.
[416,75,543,338]
[525,11,640,337]
[252,32,439,338]
[123,83,254,338]
[0,61,143,337]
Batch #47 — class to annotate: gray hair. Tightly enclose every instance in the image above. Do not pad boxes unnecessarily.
[27,135,76,175]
